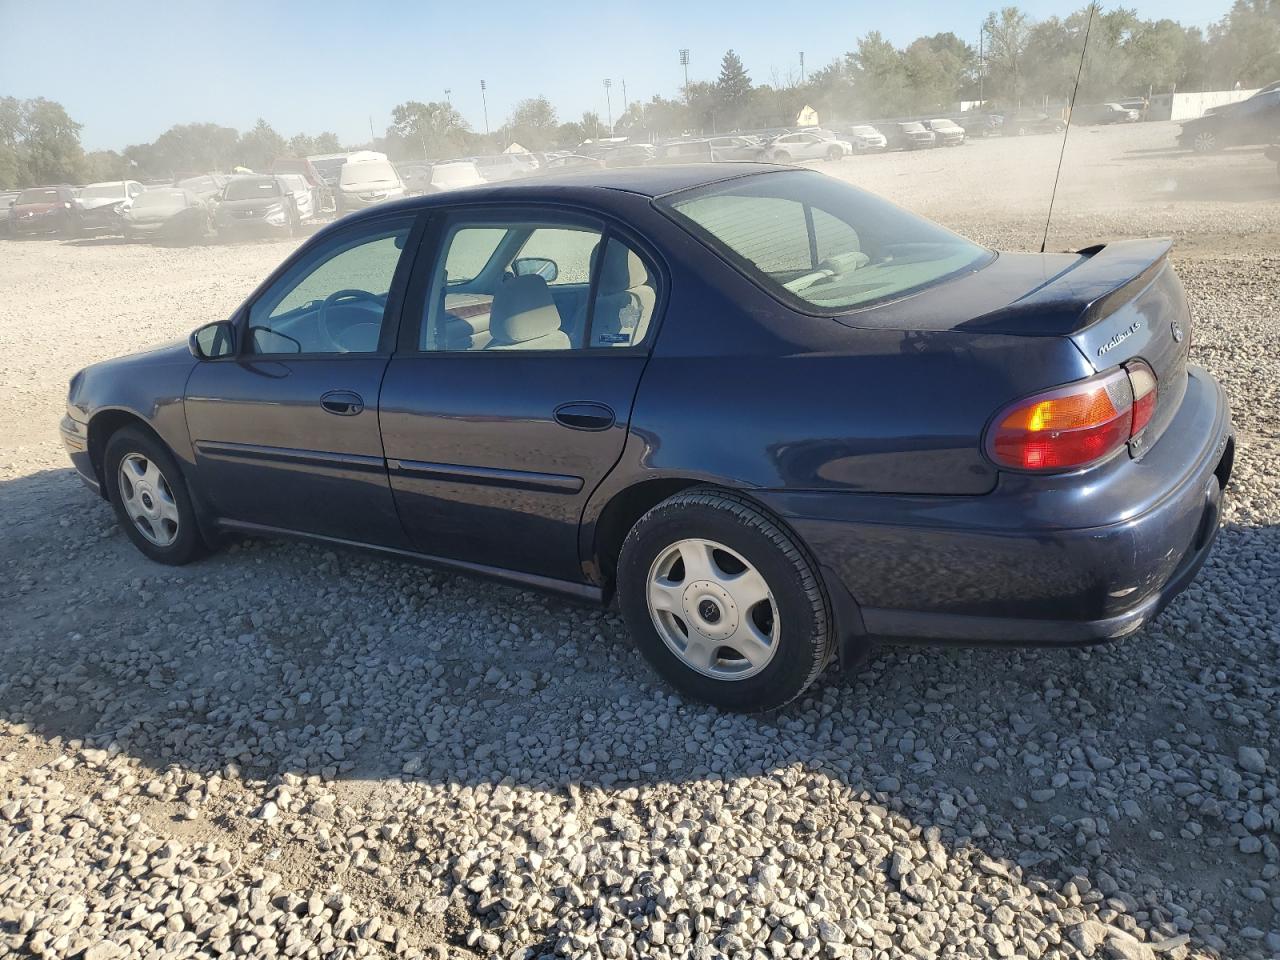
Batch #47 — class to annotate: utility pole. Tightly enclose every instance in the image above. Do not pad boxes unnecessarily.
[604,79,613,135]
[679,48,690,103]
[444,88,452,105]
[799,51,806,84]
[621,79,628,118]
[978,25,985,105]
[480,79,489,137]
[368,115,376,145]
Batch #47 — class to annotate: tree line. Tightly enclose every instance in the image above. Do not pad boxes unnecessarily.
[3,1,1276,186]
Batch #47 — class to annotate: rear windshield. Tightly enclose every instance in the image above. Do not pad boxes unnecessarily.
[17,188,60,204]
[225,178,281,201]
[661,170,992,313]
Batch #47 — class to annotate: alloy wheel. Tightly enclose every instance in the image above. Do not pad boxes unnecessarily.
[1193,130,1217,153]
[645,538,779,680]
[117,452,180,547]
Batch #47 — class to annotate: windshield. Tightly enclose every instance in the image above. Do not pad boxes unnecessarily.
[851,126,879,136]
[340,160,397,186]
[932,120,960,130]
[224,178,281,201]
[80,183,126,199]
[902,122,926,133]
[17,188,60,204]
[662,170,992,314]
[133,189,186,210]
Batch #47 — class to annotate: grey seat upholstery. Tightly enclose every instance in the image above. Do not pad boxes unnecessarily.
[590,242,655,347]
[485,274,571,350]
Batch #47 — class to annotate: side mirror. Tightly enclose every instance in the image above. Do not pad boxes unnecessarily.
[190,320,236,360]
[512,256,558,282]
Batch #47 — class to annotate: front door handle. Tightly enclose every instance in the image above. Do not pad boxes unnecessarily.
[554,401,615,431]
[321,390,365,416]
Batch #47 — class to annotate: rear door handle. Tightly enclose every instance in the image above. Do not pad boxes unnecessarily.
[554,401,615,431]
[321,390,365,416]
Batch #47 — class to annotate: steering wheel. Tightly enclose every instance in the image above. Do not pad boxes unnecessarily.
[318,288,383,352]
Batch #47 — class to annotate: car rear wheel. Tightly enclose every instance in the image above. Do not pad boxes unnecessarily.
[617,488,833,711]
[104,426,206,565]
[772,149,791,163]
[826,145,843,160]
[1192,130,1219,153]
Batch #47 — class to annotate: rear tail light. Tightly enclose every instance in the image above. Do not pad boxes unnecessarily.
[985,362,1159,472]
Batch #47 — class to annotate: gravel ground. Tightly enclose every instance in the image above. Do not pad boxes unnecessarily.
[2,122,1279,960]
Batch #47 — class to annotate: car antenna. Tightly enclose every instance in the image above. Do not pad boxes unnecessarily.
[1041,1,1097,254]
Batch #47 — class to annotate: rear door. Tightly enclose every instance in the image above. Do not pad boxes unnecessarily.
[379,207,661,584]
[185,213,421,545]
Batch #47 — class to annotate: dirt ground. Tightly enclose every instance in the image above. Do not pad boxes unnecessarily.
[2,120,1279,960]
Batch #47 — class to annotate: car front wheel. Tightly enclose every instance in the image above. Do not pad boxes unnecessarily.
[826,145,843,160]
[104,426,206,565]
[617,488,833,711]
[1192,129,1219,153]
[772,149,791,163]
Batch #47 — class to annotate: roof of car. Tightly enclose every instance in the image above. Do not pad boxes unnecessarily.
[451,162,781,199]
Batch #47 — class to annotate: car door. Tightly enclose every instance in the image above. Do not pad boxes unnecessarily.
[378,207,661,585]
[184,213,422,546]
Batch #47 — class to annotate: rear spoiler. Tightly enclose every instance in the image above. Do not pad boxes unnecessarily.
[961,238,1173,336]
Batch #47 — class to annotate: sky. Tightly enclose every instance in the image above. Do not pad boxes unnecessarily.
[3,0,1227,151]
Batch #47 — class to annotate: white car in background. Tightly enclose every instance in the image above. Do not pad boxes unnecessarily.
[423,160,485,193]
[275,173,315,220]
[75,180,144,233]
[767,131,853,162]
[336,157,406,213]
[847,125,888,153]
[474,153,540,182]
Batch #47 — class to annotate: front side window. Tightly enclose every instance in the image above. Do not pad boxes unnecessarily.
[420,218,656,352]
[661,170,991,313]
[247,222,411,354]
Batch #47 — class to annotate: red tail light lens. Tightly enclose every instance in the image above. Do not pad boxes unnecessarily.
[986,363,1158,472]
[1128,359,1158,437]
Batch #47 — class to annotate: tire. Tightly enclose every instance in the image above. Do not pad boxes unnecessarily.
[104,426,206,565]
[826,145,843,161]
[617,488,833,711]
[1192,130,1219,153]
[772,149,791,163]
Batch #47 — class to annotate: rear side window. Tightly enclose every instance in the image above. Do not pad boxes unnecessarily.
[662,170,991,313]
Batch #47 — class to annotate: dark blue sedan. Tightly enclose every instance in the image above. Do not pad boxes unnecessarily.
[60,164,1234,710]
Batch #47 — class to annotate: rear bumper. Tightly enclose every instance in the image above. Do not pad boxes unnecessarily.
[760,365,1233,645]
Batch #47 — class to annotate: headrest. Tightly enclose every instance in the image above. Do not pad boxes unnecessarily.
[592,242,649,294]
[488,274,563,344]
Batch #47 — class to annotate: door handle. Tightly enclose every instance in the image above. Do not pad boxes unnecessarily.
[554,401,615,431]
[320,390,365,416]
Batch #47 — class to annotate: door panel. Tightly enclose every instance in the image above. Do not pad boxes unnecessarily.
[379,354,647,581]
[185,357,408,546]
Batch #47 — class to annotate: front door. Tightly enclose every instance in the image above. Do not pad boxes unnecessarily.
[185,214,420,546]
[379,210,661,584]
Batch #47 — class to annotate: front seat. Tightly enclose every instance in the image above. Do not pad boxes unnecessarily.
[485,274,571,350]
[590,243,655,347]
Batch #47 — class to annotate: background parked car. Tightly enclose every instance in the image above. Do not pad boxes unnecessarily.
[421,160,485,193]
[9,184,80,237]
[708,136,768,161]
[657,139,714,163]
[954,112,1002,137]
[275,173,316,220]
[175,174,228,206]
[474,153,539,182]
[539,154,605,171]
[925,118,966,146]
[604,143,656,167]
[767,131,852,161]
[123,187,210,244]
[1178,86,1280,153]
[75,180,144,234]
[845,125,888,153]
[1075,102,1140,124]
[880,121,936,151]
[337,158,407,213]
[1000,112,1066,136]
[215,175,300,239]
[395,161,434,195]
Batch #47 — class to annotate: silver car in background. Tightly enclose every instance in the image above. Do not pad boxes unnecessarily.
[337,158,406,213]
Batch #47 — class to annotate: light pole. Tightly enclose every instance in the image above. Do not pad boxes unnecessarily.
[479,79,489,137]
[679,48,690,102]
[604,79,613,135]
[444,88,452,105]
[799,51,806,84]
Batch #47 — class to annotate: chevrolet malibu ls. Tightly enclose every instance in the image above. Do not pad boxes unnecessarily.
[61,165,1234,710]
